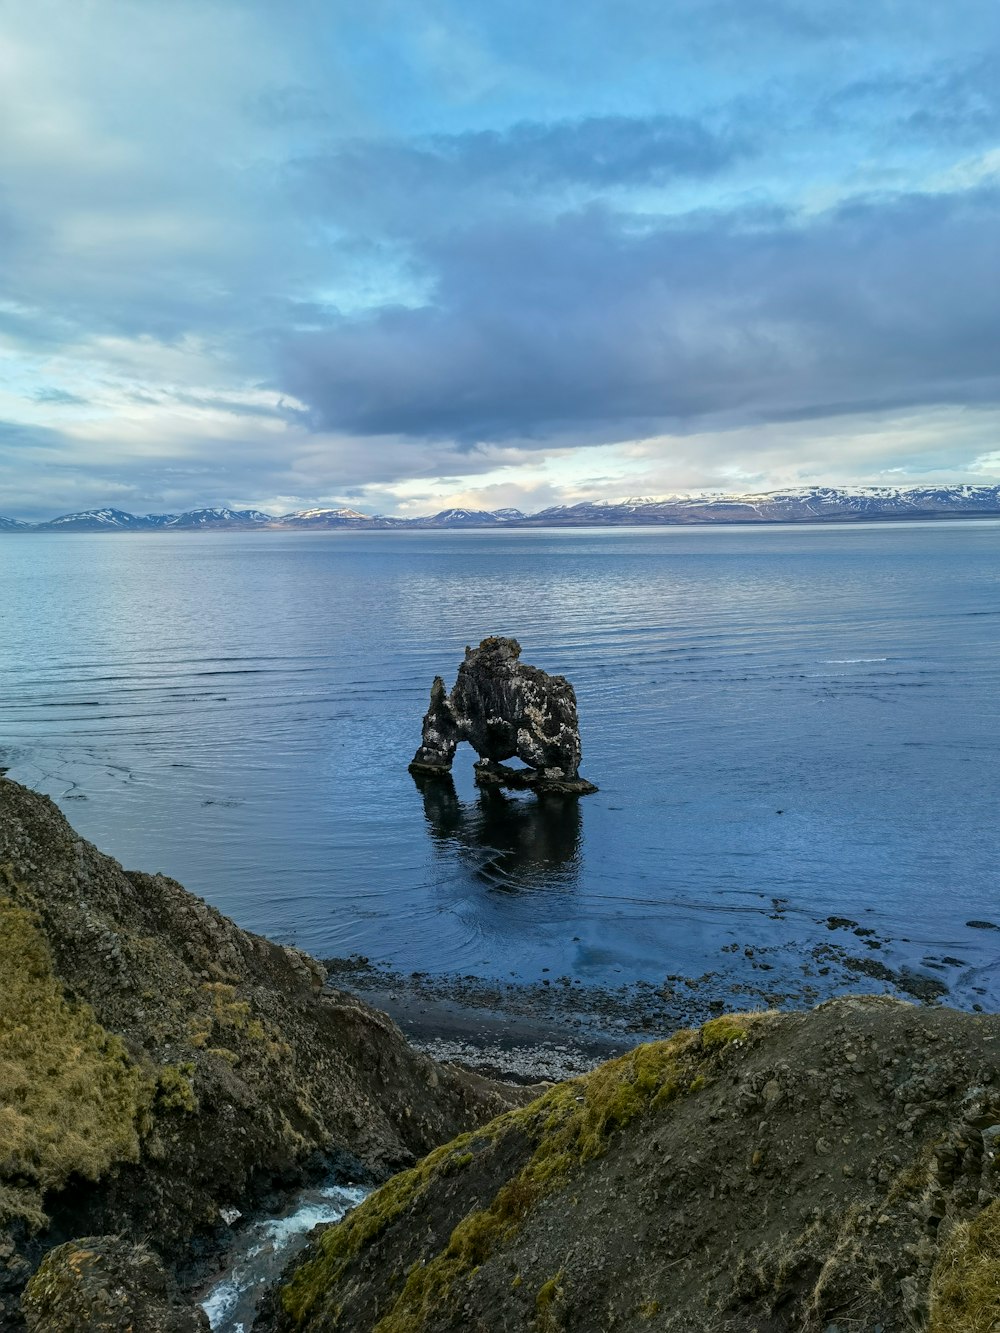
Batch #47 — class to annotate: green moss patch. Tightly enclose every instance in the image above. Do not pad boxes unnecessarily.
[0,895,147,1229]
[535,1269,567,1331]
[282,1011,766,1330]
[279,1132,482,1324]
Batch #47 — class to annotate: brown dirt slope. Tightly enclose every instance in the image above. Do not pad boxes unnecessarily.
[0,777,523,1326]
[264,999,1000,1333]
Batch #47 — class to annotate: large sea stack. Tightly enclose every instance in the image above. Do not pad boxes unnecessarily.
[409,637,597,794]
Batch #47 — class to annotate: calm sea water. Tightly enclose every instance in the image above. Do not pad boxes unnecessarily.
[2,524,999,1009]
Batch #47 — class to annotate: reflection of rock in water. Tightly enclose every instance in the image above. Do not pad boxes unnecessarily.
[412,771,582,890]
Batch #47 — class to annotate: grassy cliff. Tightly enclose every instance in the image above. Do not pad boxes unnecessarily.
[0,777,523,1326]
[0,891,147,1233]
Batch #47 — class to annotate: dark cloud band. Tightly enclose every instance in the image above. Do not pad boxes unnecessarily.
[281,185,1000,444]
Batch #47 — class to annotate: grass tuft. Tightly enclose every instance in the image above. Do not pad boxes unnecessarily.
[535,1269,566,1330]
[929,1198,1000,1333]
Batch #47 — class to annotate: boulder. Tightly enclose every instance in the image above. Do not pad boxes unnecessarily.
[21,1237,207,1332]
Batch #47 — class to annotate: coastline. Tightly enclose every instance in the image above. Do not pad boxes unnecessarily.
[324,928,955,1084]
[5,774,999,1333]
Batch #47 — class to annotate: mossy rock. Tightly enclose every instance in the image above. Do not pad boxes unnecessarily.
[21,1235,207,1331]
[278,1013,765,1330]
[264,999,1000,1333]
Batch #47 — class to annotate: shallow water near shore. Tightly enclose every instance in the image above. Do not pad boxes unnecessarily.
[2,521,999,1009]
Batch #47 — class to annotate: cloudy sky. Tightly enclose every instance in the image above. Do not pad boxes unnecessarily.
[1,0,998,520]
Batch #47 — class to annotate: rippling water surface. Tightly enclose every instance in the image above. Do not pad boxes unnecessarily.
[2,524,999,1005]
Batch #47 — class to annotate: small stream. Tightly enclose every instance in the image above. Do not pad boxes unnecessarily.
[198,1179,369,1332]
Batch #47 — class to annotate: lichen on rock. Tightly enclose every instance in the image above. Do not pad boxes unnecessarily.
[21,1236,208,1332]
[409,637,597,794]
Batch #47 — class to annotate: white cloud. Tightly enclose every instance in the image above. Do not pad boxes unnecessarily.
[0,1,998,519]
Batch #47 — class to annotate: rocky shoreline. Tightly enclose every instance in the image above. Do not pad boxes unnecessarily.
[322,922,957,1086]
[5,774,1000,1331]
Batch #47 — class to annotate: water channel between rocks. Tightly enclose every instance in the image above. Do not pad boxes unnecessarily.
[199,1179,369,1332]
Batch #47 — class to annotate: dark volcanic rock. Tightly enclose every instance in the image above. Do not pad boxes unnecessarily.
[22,1237,208,1332]
[260,998,1000,1333]
[409,637,597,794]
[410,675,460,773]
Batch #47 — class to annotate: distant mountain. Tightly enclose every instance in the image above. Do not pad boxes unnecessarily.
[6,487,1000,532]
[28,507,271,532]
[138,513,181,528]
[35,508,157,532]
[418,508,527,527]
[525,486,1000,526]
[163,508,271,529]
[277,506,525,528]
[280,507,401,529]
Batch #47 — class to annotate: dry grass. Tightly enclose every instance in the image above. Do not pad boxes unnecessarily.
[0,893,146,1229]
[929,1199,1000,1333]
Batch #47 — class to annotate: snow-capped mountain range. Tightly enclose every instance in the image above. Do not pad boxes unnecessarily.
[4,487,1000,532]
[524,485,1000,525]
[26,507,275,532]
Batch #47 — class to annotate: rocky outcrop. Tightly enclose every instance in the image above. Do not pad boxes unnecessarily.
[409,637,597,794]
[263,997,1000,1333]
[21,1237,208,1332]
[0,777,526,1328]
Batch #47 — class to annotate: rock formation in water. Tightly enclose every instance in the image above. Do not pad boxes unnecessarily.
[0,776,526,1330]
[409,636,597,794]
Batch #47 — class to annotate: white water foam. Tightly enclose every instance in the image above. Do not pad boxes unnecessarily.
[200,1181,368,1332]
